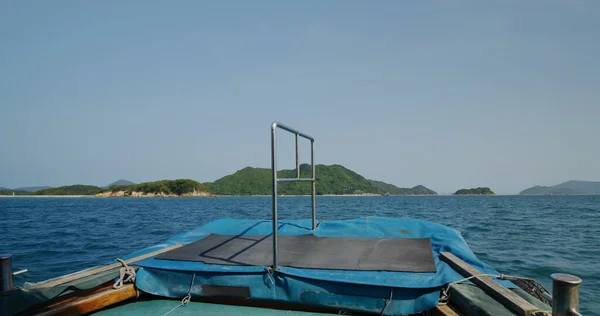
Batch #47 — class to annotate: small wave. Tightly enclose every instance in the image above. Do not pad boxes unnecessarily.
[3,195,599,313]
[464,225,491,232]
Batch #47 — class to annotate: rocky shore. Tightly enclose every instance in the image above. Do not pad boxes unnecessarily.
[95,189,211,197]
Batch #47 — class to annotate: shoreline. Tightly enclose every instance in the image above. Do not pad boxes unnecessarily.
[0,195,93,198]
[2,194,596,198]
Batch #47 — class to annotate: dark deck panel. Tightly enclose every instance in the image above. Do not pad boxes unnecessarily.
[156,234,436,273]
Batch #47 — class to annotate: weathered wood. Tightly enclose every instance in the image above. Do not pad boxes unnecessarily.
[432,304,461,316]
[29,283,137,316]
[440,252,549,316]
[30,244,182,288]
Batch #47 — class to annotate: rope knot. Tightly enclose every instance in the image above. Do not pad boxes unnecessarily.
[162,272,196,316]
[113,258,136,289]
[265,266,275,285]
[181,294,191,306]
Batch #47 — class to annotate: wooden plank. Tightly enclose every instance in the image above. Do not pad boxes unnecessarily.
[432,304,461,316]
[31,244,182,288]
[29,283,137,316]
[440,252,548,316]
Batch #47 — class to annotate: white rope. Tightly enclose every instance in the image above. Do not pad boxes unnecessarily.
[380,288,393,315]
[162,272,196,316]
[162,302,184,316]
[265,266,275,285]
[112,258,136,289]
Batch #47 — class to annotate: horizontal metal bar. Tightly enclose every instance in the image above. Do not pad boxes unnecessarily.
[277,178,315,183]
[272,122,314,141]
[12,269,27,276]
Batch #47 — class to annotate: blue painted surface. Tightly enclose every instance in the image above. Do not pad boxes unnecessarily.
[92,299,336,316]
[131,217,513,315]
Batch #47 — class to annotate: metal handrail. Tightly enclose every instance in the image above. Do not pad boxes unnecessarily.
[271,122,316,270]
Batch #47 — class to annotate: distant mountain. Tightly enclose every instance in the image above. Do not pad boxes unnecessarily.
[520,181,600,195]
[205,164,436,196]
[0,186,50,195]
[368,180,437,195]
[13,186,51,192]
[409,185,438,195]
[105,179,135,188]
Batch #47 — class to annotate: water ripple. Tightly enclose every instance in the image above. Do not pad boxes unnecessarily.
[0,196,598,315]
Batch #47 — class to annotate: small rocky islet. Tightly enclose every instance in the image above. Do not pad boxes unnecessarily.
[453,187,495,195]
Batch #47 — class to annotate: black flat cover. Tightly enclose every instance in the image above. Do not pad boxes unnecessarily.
[156,234,436,273]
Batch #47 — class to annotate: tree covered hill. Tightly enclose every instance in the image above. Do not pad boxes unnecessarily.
[0,165,437,196]
[37,185,105,195]
[205,164,437,196]
[453,187,495,195]
[13,186,51,192]
[0,186,50,194]
[105,179,135,188]
[104,179,207,196]
[368,181,437,195]
[1,180,207,196]
[0,189,31,196]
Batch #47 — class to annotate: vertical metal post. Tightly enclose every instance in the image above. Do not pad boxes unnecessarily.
[271,122,316,269]
[295,133,300,179]
[551,273,582,316]
[0,254,14,292]
[311,140,316,230]
[271,124,279,270]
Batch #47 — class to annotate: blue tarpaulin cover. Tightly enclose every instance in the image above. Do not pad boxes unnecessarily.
[127,217,513,315]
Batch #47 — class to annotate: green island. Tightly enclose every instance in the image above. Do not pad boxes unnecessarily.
[101,179,208,197]
[0,189,31,196]
[206,164,437,196]
[453,187,495,195]
[0,164,437,197]
[37,185,106,196]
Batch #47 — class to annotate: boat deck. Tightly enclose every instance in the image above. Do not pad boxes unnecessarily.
[93,299,335,316]
[126,217,516,315]
[155,233,436,272]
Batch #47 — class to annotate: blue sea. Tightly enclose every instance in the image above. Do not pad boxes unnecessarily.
[1,196,598,315]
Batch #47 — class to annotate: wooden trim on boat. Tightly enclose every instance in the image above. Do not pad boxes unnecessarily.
[439,252,549,316]
[432,304,461,316]
[29,244,182,288]
[22,282,137,316]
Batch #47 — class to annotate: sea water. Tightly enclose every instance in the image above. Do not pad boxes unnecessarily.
[1,196,598,315]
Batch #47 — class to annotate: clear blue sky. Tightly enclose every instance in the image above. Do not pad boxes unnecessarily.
[1,1,599,194]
